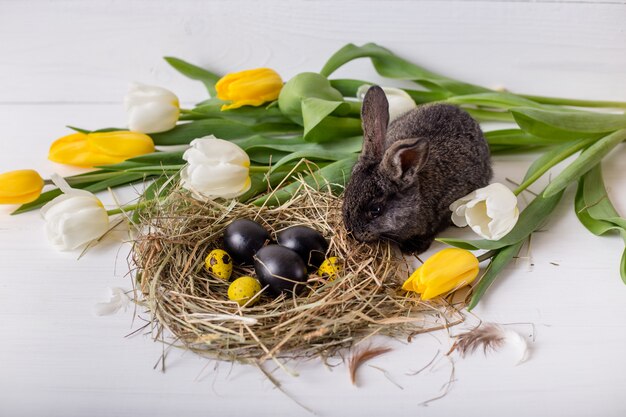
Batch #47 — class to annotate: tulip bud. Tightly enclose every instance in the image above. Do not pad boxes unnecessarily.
[216,68,283,111]
[41,175,109,251]
[357,85,417,123]
[449,183,520,240]
[48,131,155,168]
[278,72,344,124]
[0,169,44,204]
[402,248,479,300]
[180,135,251,201]
[125,83,180,133]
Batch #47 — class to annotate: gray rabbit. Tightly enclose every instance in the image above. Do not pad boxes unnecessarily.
[342,86,492,253]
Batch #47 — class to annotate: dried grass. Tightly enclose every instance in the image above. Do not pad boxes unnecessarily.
[131,180,464,368]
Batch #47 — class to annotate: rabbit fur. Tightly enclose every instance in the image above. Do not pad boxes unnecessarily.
[341,85,492,253]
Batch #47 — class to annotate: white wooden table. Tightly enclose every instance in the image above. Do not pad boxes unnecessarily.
[1,1,625,416]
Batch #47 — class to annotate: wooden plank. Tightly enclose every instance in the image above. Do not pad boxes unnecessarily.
[0,0,625,104]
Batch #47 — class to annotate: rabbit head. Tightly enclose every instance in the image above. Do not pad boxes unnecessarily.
[342,86,433,245]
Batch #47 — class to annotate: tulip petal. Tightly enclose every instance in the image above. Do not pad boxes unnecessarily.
[410,248,479,300]
[43,195,109,250]
[125,83,180,134]
[0,169,44,204]
[88,131,155,158]
[216,68,283,110]
[49,131,155,167]
[185,137,249,166]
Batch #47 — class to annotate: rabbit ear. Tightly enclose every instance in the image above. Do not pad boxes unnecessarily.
[381,138,429,184]
[361,86,389,160]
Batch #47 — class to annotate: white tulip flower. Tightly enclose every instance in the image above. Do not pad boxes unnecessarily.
[357,84,417,122]
[180,136,251,201]
[125,83,180,134]
[41,175,110,251]
[449,183,519,241]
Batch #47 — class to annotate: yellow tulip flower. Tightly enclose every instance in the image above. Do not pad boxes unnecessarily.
[402,248,479,300]
[0,169,44,204]
[48,131,155,167]
[216,68,283,111]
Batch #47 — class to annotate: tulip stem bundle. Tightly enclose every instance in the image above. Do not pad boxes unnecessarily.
[3,43,625,308]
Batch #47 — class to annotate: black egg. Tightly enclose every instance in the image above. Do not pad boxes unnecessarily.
[254,245,308,295]
[276,226,328,268]
[223,219,270,265]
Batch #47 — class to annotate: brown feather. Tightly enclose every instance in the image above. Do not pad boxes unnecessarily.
[448,323,507,357]
[349,346,392,385]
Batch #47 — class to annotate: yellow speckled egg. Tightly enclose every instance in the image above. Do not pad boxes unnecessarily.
[228,276,262,306]
[205,249,233,280]
[317,257,340,280]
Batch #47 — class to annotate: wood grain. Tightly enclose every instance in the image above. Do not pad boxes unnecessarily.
[0,0,625,104]
[0,1,625,416]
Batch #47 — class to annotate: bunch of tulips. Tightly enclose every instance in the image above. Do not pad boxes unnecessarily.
[1,43,624,308]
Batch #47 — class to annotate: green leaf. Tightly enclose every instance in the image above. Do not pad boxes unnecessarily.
[575,165,626,283]
[150,119,300,146]
[13,188,66,214]
[484,129,565,146]
[437,188,564,250]
[320,43,488,95]
[543,128,626,198]
[66,125,90,134]
[448,92,541,110]
[329,79,450,104]
[514,136,597,193]
[303,116,362,143]
[13,172,148,214]
[238,168,301,203]
[186,99,292,124]
[512,107,626,139]
[468,241,524,310]
[252,156,358,206]
[301,97,357,142]
[270,149,356,172]
[164,56,221,96]
[574,176,621,236]
[246,149,290,164]
[581,164,626,229]
[278,72,345,125]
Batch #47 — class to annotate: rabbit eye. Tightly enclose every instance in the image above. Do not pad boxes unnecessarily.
[369,204,383,217]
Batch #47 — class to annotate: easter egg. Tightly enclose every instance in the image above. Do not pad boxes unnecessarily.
[204,249,233,280]
[228,276,262,306]
[223,219,270,265]
[254,245,308,295]
[317,257,340,280]
[276,225,328,268]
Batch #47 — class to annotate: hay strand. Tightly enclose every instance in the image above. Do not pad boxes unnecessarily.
[131,180,463,368]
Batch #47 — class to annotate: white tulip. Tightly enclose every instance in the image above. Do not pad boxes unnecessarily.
[180,136,251,201]
[41,175,110,251]
[125,83,180,134]
[449,183,519,241]
[357,84,417,122]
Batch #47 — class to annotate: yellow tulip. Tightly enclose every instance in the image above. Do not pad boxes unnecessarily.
[0,169,44,204]
[216,68,283,111]
[48,131,155,167]
[402,248,479,300]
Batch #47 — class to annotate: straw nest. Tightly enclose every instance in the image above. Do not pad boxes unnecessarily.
[131,181,464,366]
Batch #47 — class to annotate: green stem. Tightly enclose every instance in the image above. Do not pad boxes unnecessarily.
[249,165,271,173]
[465,108,515,123]
[106,199,153,216]
[519,94,626,109]
[477,250,497,263]
[513,137,597,196]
